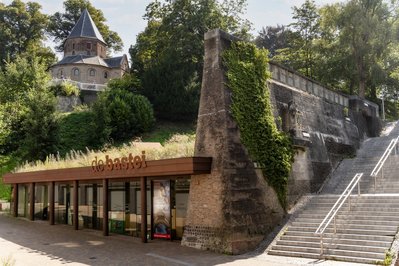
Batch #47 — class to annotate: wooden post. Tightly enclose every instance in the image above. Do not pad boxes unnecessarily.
[103,179,109,236]
[141,176,147,243]
[12,184,18,217]
[73,180,78,230]
[49,182,55,225]
[29,183,35,221]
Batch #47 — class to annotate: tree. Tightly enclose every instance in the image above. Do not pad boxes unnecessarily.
[48,0,123,53]
[271,0,320,78]
[255,25,294,57]
[0,54,54,158]
[18,87,59,161]
[130,0,251,121]
[92,88,155,142]
[0,0,51,67]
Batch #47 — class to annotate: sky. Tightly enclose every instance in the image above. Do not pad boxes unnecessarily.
[1,0,342,58]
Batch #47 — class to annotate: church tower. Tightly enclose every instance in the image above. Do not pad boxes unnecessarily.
[49,9,129,96]
[63,9,107,58]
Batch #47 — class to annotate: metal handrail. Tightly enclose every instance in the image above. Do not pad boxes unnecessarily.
[315,173,363,255]
[370,136,399,189]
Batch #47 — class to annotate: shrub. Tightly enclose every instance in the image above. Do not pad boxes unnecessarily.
[92,89,155,142]
[50,81,80,97]
[57,110,98,155]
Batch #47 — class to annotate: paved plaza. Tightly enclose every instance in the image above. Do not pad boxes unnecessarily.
[0,212,367,266]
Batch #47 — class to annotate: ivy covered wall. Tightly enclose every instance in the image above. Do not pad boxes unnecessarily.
[223,41,294,207]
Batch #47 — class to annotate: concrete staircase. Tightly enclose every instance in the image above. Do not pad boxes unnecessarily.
[268,123,399,264]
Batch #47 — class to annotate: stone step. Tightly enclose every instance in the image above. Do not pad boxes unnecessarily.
[271,245,385,260]
[289,225,397,235]
[279,235,391,248]
[268,249,384,264]
[303,206,399,212]
[275,240,387,253]
[294,217,399,226]
[291,222,398,232]
[284,231,394,242]
[300,208,399,216]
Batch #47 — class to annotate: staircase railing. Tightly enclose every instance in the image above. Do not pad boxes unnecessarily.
[315,173,363,255]
[370,136,399,190]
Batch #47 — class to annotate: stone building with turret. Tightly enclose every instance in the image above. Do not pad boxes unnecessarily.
[49,9,129,97]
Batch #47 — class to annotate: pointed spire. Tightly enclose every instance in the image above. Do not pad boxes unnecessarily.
[67,9,106,44]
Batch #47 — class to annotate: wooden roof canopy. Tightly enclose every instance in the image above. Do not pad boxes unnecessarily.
[3,157,212,184]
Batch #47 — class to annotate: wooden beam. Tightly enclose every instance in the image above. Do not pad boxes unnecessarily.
[3,157,212,184]
[73,180,78,230]
[49,181,55,225]
[29,183,35,221]
[103,179,109,236]
[141,176,147,243]
[12,184,18,217]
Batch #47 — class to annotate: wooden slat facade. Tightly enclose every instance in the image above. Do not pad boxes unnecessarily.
[3,157,212,184]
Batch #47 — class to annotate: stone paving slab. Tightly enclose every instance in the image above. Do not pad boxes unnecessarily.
[0,212,367,266]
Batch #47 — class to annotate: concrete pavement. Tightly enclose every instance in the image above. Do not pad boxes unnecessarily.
[0,212,366,266]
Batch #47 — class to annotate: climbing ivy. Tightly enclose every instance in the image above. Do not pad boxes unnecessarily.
[223,41,294,208]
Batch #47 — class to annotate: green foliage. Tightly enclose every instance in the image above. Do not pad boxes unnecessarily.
[107,74,141,94]
[57,110,97,155]
[0,0,50,68]
[223,41,294,207]
[50,81,80,97]
[92,89,155,142]
[18,87,59,161]
[265,0,399,102]
[0,155,17,201]
[0,54,52,156]
[47,0,123,53]
[131,0,251,121]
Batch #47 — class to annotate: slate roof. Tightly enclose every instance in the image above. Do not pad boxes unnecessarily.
[67,9,106,44]
[104,56,125,68]
[53,55,124,68]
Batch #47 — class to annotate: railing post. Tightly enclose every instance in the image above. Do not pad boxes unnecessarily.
[320,234,324,255]
[374,175,376,191]
[357,181,360,196]
[334,216,337,234]
[348,195,351,211]
[382,167,384,179]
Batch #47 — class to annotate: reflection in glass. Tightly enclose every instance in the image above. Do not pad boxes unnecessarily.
[34,184,48,220]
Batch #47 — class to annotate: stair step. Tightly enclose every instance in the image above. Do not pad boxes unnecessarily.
[289,226,397,235]
[294,218,399,226]
[279,235,391,248]
[284,231,395,242]
[271,245,385,260]
[275,240,387,253]
[268,249,320,260]
[291,222,398,231]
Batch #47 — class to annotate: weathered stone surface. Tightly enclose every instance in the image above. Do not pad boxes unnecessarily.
[182,29,381,254]
[57,95,82,112]
[182,29,284,254]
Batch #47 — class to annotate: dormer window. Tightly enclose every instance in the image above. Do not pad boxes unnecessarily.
[89,69,96,76]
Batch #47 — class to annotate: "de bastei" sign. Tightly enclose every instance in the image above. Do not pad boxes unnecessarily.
[91,151,147,172]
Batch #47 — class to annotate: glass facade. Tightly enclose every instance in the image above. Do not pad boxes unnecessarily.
[79,182,103,230]
[12,176,191,241]
[108,181,151,237]
[55,183,74,226]
[17,185,28,217]
[34,184,48,220]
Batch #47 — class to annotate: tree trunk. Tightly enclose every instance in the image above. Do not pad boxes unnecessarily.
[357,60,366,99]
